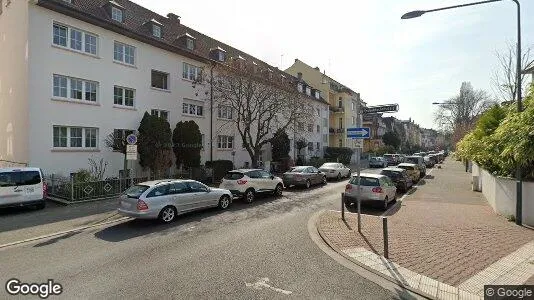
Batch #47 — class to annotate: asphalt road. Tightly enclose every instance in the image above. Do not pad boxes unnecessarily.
[0,166,404,299]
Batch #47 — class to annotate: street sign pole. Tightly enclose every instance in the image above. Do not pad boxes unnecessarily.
[356,97,362,233]
[126,134,138,186]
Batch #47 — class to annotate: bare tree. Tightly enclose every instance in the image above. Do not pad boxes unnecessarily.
[491,42,532,102]
[434,82,495,145]
[195,60,314,168]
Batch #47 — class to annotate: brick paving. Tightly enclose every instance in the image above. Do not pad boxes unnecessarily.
[318,158,534,287]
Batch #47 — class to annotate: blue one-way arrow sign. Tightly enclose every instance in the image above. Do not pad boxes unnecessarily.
[347,127,370,139]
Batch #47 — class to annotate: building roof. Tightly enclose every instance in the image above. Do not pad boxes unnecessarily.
[523,61,534,74]
[38,0,328,104]
[291,59,359,96]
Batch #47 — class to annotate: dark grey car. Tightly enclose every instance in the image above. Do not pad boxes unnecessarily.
[282,166,327,188]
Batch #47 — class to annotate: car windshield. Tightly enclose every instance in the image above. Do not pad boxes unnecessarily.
[406,157,419,164]
[124,185,149,198]
[380,170,401,178]
[224,172,244,180]
[290,167,307,172]
[0,171,41,187]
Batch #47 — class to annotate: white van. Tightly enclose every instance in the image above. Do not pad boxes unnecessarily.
[0,168,47,209]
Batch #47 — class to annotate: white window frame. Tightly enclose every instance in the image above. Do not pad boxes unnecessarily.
[306,87,311,96]
[52,74,99,103]
[182,63,201,81]
[217,135,233,150]
[152,24,161,38]
[297,84,303,93]
[151,70,169,90]
[111,6,123,22]
[114,41,136,66]
[113,86,135,107]
[217,105,232,120]
[151,109,169,121]
[182,102,204,117]
[52,22,98,56]
[52,126,99,149]
[186,38,194,50]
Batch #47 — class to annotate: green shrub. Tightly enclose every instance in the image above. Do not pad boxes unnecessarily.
[324,147,354,165]
[309,157,326,168]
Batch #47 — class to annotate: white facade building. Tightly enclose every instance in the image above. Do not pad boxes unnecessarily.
[0,0,328,177]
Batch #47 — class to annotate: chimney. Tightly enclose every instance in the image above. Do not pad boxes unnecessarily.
[297,72,302,80]
[167,13,180,23]
[314,66,320,71]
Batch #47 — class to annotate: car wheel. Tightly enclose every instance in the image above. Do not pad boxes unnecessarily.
[218,195,231,209]
[383,196,389,210]
[336,173,341,181]
[305,179,311,189]
[322,176,327,185]
[273,184,283,197]
[244,189,255,203]
[158,206,177,224]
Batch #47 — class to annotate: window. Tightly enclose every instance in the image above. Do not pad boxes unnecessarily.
[53,126,98,149]
[53,75,68,98]
[151,109,169,121]
[186,181,208,193]
[47,75,95,102]
[201,134,205,150]
[307,142,313,151]
[182,103,203,116]
[316,108,320,116]
[182,63,201,81]
[114,42,135,65]
[151,70,169,90]
[352,116,355,125]
[217,135,233,149]
[338,100,343,108]
[218,105,232,119]
[53,24,68,47]
[114,86,135,107]
[169,182,188,194]
[186,38,194,50]
[297,84,303,93]
[316,125,320,133]
[53,23,98,55]
[152,24,161,38]
[147,184,170,198]
[338,139,342,147]
[339,117,343,128]
[218,51,225,62]
[84,34,97,55]
[315,91,320,99]
[316,142,320,150]
[111,6,123,22]
[352,101,355,111]
[308,124,313,133]
[306,87,311,96]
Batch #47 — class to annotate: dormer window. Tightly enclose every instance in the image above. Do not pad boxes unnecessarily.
[186,38,194,50]
[315,91,320,99]
[297,83,303,93]
[152,25,161,38]
[111,6,123,22]
[306,86,311,96]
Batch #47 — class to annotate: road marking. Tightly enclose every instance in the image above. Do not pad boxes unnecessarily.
[245,277,292,295]
[0,216,131,250]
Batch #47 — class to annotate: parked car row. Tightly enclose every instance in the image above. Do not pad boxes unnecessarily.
[118,162,353,223]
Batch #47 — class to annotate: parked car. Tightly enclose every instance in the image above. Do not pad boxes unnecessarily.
[405,156,426,177]
[424,156,435,168]
[398,154,406,163]
[380,167,413,192]
[428,154,439,165]
[396,163,420,183]
[117,179,232,223]
[220,169,283,203]
[282,166,326,188]
[369,157,388,168]
[318,163,351,180]
[383,154,399,166]
[0,167,47,209]
[344,173,397,210]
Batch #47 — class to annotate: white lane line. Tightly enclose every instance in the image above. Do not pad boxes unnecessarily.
[0,216,131,249]
[245,277,292,295]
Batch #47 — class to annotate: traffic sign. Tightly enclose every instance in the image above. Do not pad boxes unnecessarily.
[347,127,370,139]
[126,145,137,160]
[126,134,137,145]
[363,104,399,114]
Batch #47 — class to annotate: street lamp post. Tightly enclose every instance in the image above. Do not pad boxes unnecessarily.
[403,0,523,225]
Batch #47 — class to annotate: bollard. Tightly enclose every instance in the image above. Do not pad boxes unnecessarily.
[383,217,389,259]
[341,193,345,221]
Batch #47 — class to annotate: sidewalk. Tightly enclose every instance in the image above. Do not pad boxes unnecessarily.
[316,158,534,299]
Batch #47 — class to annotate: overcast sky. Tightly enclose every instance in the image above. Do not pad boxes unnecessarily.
[135,0,533,129]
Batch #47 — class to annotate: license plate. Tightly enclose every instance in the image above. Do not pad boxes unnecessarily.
[25,187,35,193]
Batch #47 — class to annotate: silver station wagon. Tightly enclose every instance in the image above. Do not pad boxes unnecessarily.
[118,179,233,223]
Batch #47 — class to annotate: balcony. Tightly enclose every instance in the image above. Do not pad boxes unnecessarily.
[329,106,344,113]
[329,128,345,135]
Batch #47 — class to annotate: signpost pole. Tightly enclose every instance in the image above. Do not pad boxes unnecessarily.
[126,134,138,187]
[356,97,362,233]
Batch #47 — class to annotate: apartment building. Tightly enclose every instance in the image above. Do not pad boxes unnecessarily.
[362,113,386,152]
[285,59,365,151]
[0,0,327,176]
